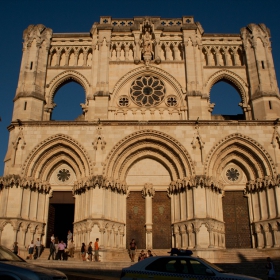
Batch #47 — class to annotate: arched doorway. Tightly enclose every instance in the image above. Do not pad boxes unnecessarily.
[47,191,75,247]
[126,158,171,249]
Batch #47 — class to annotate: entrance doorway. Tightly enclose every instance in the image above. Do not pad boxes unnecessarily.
[223,191,252,248]
[46,191,75,247]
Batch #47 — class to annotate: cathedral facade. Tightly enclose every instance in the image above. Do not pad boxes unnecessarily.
[1,16,280,259]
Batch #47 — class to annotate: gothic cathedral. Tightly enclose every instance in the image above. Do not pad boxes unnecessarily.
[1,16,280,260]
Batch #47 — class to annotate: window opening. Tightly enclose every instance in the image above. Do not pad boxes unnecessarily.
[269,101,272,109]
[261,61,265,69]
[24,101,27,110]
[210,80,244,120]
[30,62,33,70]
[51,81,85,121]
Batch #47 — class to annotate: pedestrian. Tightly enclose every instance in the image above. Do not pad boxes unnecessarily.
[147,249,153,257]
[12,242,20,256]
[138,249,146,261]
[56,240,66,260]
[94,238,100,262]
[81,242,86,261]
[266,257,276,280]
[87,241,93,261]
[48,239,56,260]
[129,239,137,262]
[50,233,55,243]
[27,240,34,260]
[35,238,41,259]
[54,236,59,254]
[68,239,75,258]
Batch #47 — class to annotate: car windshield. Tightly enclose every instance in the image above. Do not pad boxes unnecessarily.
[199,258,226,272]
[0,246,23,262]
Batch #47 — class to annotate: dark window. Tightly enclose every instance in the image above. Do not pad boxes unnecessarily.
[269,101,272,109]
[189,259,208,275]
[30,61,33,70]
[24,101,27,110]
[261,61,265,69]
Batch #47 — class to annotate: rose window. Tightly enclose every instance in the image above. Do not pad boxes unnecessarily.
[226,168,240,181]
[130,76,165,107]
[57,169,70,182]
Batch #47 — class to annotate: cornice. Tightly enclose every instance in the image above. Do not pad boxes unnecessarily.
[8,120,279,127]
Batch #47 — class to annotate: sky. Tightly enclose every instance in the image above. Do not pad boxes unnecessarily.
[1,0,280,176]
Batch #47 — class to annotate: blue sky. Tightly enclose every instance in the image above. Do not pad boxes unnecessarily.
[1,0,280,175]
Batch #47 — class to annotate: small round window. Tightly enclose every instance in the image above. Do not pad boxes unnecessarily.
[130,76,165,107]
[226,168,240,182]
[118,96,129,107]
[57,169,70,182]
[166,96,178,107]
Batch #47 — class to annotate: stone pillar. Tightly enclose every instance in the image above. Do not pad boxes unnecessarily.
[180,226,188,248]
[142,183,155,249]
[187,225,194,249]
[271,222,280,248]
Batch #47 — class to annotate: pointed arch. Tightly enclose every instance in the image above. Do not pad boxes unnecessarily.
[22,134,93,180]
[205,69,248,104]
[103,129,195,182]
[111,65,185,102]
[204,133,277,180]
[46,70,91,104]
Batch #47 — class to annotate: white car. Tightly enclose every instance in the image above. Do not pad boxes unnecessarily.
[0,245,67,280]
[120,254,261,280]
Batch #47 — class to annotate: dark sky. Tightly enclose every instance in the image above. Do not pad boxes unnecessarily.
[1,0,280,175]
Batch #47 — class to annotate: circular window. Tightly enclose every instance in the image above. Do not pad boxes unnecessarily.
[226,168,240,181]
[118,96,129,107]
[57,169,70,182]
[130,76,165,107]
[166,96,178,107]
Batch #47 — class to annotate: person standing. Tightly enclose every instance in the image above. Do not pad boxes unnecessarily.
[50,234,55,243]
[147,249,153,257]
[266,257,276,280]
[35,238,41,259]
[94,238,100,262]
[129,239,137,262]
[12,242,20,256]
[27,240,34,260]
[87,241,93,261]
[68,239,75,258]
[48,239,56,260]
[81,242,86,261]
[56,240,66,260]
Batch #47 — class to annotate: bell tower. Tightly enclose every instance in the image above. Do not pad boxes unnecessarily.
[12,24,52,121]
[241,23,280,120]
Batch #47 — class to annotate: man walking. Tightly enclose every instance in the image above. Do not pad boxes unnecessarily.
[94,238,100,262]
[35,238,42,259]
[48,239,56,260]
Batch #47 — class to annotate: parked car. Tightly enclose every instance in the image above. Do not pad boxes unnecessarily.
[120,249,261,280]
[0,245,67,280]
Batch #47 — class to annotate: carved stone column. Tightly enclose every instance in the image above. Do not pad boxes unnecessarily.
[272,222,280,248]
[142,183,155,249]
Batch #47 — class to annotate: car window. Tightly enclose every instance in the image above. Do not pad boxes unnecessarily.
[0,246,23,262]
[146,258,190,274]
[189,259,208,275]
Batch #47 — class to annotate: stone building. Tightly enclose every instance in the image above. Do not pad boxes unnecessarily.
[0,16,280,260]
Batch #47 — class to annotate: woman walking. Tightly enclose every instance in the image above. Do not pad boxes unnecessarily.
[81,242,86,261]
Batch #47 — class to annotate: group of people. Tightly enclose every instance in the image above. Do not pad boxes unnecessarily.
[47,230,75,260]
[129,239,153,262]
[81,238,100,262]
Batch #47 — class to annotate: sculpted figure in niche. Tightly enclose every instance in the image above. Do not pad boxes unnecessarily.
[143,28,152,55]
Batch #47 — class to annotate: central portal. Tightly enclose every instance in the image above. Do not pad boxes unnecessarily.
[46,191,75,247]
[126,158,171,249]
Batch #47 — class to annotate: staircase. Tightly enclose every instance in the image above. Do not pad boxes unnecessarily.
[29,247,280,279]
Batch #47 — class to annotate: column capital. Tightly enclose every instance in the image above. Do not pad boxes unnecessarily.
[142,183,155,198]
